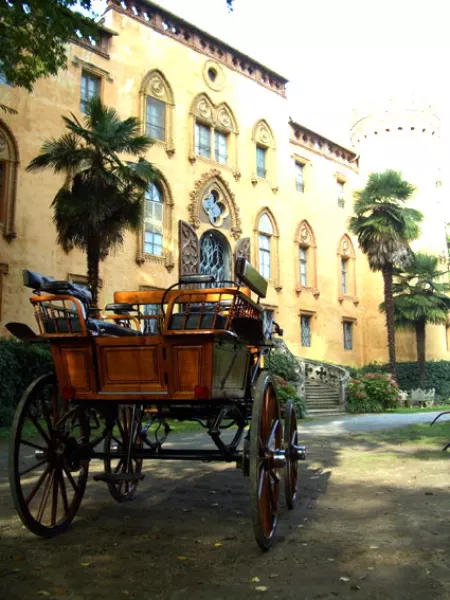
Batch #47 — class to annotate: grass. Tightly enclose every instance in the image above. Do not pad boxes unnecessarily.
[354,420,450,447]
[389,404,450,414]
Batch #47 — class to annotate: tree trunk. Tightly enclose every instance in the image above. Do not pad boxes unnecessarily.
[87,239,101,314]
[382,265,397,381]
[415,318,426,388]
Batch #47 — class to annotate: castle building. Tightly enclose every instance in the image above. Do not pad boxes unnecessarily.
[0,0,447,366]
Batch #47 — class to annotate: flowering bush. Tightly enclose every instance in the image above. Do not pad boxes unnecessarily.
[347,373,400,414]
[273,375,307,419]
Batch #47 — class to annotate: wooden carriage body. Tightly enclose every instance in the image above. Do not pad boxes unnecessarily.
[31,286,261,404]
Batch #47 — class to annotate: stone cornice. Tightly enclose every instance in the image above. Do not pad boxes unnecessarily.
[106,0,288,97]
[289,120,359,171]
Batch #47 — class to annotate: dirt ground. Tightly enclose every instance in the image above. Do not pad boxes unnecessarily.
[1,431,450,600]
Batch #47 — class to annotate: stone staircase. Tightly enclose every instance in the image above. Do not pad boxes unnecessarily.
[271,340,350,416]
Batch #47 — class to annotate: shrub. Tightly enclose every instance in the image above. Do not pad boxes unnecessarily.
[355,360,450,401]
[347,372,400,414]
[0,340,54,426]
[268,351,301,383]
[273,375,307,419]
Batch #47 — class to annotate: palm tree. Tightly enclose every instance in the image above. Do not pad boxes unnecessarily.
[349,170,423,380]
[389,253,450,387]
[27,97,157,306]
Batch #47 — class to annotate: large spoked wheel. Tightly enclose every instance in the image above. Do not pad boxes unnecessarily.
[284,400,299,510]
[104,405,143,502]
[9,373,89,537]
[250,377,283,551]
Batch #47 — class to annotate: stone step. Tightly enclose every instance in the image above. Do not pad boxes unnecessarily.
[306,408,346,417]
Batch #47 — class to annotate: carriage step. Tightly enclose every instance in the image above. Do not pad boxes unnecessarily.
[93,473,145,483]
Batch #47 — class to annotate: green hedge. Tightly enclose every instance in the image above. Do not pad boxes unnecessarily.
[349,361,450,401]
[0,340,54,426]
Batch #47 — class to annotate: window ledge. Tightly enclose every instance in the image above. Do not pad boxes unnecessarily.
[338,294,359,306]
[189,153,232,171]
[296,285,320,298]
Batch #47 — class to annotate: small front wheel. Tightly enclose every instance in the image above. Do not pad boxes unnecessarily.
[284,400,299,509]
[104,405,144,502]
[9,373,89,537]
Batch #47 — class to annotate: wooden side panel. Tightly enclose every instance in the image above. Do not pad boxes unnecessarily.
[50,340,96,396]
[95,336,167,394]
[168,339,213,399]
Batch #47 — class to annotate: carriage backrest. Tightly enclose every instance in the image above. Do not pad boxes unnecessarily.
[235,258,267,299]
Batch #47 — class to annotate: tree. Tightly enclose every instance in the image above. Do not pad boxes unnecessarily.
[27,97,158,306]
[349,170,423,380]
[388,253,450,387]
[0,1,97,92]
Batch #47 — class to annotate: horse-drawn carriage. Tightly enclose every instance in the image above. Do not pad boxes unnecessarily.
[8,258,305,550]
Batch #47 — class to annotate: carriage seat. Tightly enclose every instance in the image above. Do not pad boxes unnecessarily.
[87,319,142,337]
[168,311,227,331]
[104,303,135,314]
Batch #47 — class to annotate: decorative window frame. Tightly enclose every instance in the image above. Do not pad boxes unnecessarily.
[140,69,175,157]
[0,120,19,240]
[136,173,175,271]
[254,207,281,291]
[251,119,277,193]
[0,262,8,320]
[188,169,242,239]
[189,93,240,179]
[294,220,319,297]
[337,234,358,305]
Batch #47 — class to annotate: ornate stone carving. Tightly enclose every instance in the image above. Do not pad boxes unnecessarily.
[235,237,251,263]
[150,75,167,99]
[197,97,214,122]
[179,220,199,276]
[188,170,242,238]
[217,107,232,131]
[202,191,229,227]
[338,234,355,258]
[257,124,270,145]
[300,225,309,244]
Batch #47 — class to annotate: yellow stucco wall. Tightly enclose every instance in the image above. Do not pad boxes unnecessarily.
[0,2,448,368]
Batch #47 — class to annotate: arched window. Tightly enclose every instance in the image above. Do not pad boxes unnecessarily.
[136,175,174,271]
[254,209,281,289]
[0,122,18,239]
[337,234,358,303]
[189,94,239,177]
[251,119,277,192]
[294,220,318,296]
[140,70,175,156]
[144,183,163,256]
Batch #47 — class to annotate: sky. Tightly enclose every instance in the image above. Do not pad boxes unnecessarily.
[89,0,450,147]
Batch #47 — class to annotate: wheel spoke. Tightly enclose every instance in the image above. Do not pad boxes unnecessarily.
[62,465,81,497]
[51,469,59,526]
[40,398,54,436]
[27,412,51,444]
[59,468,69,515]
[267,419,280,450]
[36,470,54,524]
[20,439,46,452]
[19,459,48,477]
[25,465,52,506]
[113,458,124,474]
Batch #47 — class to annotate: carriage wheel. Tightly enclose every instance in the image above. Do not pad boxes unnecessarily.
[250,379,284,551]
[284,400,299,510]
[9,373,89,537]
[104,405,143,502]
